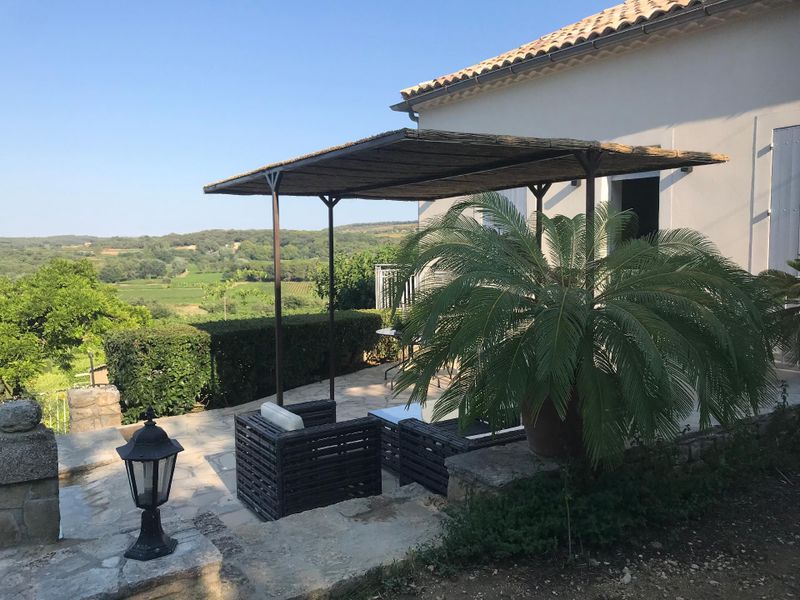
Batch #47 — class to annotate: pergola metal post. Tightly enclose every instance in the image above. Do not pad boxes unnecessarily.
[320,195,340,402]
[527,183,551,249]
[266,171,284,406]
[575,150,603,292]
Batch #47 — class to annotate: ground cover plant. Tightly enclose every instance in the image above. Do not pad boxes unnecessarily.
[434,408,800,565]
[393,193,778,464]
[346,405,800,600]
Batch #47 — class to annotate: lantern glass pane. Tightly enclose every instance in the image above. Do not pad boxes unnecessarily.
[156,454,176,505]
[125,461,137,505]
[131,460,156,508]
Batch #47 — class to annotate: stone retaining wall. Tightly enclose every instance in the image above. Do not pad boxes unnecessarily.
[68,385,122,433]
[445,410,780,503]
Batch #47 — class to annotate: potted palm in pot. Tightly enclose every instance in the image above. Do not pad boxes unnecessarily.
[392,192,777,464]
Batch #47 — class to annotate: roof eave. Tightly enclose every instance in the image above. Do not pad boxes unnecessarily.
[392,0,757,113]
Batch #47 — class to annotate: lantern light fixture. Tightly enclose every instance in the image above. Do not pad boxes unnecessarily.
[116,406,184,561]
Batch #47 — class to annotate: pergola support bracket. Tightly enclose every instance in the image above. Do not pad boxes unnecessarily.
[527,182,552,249]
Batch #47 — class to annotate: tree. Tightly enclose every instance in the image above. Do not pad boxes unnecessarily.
[0,323,42,396]
[0,259,151,395]
[145,242,175,263]
[392,193,776,465]
[202,280,236,319]
[98,261,128,283]
[234,286,272,313]
[169,257,188,277]
[135,258,167,279]
[313,246,399,310]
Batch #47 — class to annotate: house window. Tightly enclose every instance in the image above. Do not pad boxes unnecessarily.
[613,175,660,240]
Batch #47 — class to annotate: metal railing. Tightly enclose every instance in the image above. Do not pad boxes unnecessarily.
[31,390,70,434]
[375,264,454,311]
[375,264,416,311]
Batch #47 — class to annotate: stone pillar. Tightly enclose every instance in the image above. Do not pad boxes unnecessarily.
[0,399,60,548]
[67,385,122,433]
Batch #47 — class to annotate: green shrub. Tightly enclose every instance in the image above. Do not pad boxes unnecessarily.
[361,309,403,363]
[430,407,800,565]
[104,325,211,423]
[105,311,382,418]
[312,246,399,309]
[195,310,381,408]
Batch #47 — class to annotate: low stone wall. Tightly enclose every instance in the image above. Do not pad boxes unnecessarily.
[445,411,779,503]
[445,441,550,503]
[68,385,122,433]
[671,412,772,463]
[1,523,228,600]
[0,399,60,548]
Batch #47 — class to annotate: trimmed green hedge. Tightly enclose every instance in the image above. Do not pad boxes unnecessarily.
[105,311,382,422]
[104,325,211,423]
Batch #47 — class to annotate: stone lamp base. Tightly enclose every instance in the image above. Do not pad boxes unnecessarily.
[125,508,177,561]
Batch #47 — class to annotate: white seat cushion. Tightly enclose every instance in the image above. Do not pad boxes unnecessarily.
[260,402,305,431]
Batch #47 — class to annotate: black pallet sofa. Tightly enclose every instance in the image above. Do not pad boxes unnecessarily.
[235,399,382,520]
[397,418,526,496]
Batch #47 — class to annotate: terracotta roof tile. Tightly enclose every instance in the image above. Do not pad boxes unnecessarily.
[401,0,701,99]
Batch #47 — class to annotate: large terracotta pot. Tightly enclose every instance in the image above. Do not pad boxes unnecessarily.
[521,398,584,458]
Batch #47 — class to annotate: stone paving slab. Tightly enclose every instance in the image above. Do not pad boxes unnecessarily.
[33,483,444,600]
[57,427,124,482]
[0,523,226,600]
[57,363,447,542]
[229,483,446,600]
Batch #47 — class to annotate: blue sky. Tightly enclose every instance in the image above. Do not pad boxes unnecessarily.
[0,0,611,236]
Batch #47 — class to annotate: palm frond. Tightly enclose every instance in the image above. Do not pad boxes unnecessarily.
[392,192,778,465]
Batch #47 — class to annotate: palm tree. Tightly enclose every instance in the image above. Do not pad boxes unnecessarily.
[392,192,776,464]
[759,259,800,364]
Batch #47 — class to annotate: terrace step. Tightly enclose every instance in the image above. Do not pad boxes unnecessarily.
[0,521,230,600]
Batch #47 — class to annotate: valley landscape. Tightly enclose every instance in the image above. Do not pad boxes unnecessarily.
[0,221,416,318]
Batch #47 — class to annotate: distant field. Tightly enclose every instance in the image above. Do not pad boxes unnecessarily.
[116,284,209,305]
[173,271,225,285]
[115,271,321,315]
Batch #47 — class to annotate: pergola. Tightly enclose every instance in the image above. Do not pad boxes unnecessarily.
[203,128,727,405]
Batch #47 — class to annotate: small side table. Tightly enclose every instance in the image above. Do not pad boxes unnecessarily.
[368,403,422,478]
[376,328,410,389]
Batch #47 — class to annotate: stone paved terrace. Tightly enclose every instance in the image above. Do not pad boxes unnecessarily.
[2,363,450,599]
[57,363,449,541]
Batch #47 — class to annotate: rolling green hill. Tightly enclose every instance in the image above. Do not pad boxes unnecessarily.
[0,222,417,280]
[0,222,416,318]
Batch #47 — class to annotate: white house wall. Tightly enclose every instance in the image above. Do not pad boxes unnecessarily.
[415,4,800,273]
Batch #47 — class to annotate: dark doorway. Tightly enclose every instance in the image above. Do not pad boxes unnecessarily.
[620,177,660,239]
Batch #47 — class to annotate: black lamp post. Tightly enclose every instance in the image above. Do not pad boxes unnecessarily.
[116,407,184,561]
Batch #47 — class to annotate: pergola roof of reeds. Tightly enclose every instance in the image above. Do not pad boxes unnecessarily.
[202,128,728,201]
